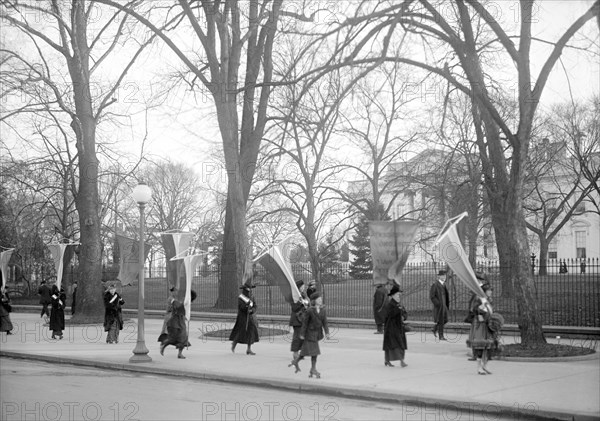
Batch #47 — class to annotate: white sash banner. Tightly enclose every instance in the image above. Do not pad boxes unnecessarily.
[161,232,194,291]
[47,244,69,290]
[254,242,300,304]
[435,212,485,298]
[0,249,15,292]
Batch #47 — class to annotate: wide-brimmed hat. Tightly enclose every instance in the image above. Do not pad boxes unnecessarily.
[309,292,321,301]
[475,272,486,281]
[481,282,493,292]
[388,284,402,296]
[295,280,304,288]
[438,270,447,276]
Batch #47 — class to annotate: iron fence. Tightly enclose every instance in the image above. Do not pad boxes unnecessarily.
[111,258,599,327]
[8,258,598,327]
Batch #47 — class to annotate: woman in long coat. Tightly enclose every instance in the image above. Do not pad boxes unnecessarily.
[288,280,308,370]
[160,290,197,359]
[0,288,14,335]
[468,283,495,375]
[49,285,66,340]
[383,284,408,367]
[158,287,178,343]
[103,284,124,344]
[295,292,329,378]
[229,275,259,355]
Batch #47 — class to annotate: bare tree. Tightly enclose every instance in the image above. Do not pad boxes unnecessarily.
[94,0,288,308]
[314,0,598,345]
[1,0,156,321]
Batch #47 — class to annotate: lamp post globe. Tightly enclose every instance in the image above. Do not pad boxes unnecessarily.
[130,181,152,363]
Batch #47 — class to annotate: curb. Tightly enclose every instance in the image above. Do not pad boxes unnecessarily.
[1,350,597,421]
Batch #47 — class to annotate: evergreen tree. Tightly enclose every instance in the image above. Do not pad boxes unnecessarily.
[349,201,390,279]
[348,215,372,279]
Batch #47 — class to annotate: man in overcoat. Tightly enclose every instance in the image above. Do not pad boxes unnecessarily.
[429,269,450,340]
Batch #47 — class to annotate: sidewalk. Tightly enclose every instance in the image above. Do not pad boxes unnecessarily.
[1,312,599,420]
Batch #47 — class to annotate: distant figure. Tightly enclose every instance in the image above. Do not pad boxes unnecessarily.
[429,270,450,341]
[229,273,259,355]
[296,292,329,378]
[160,290,197,359]
[38,280,52,319]
[559,261,568,274]
[0,288,14,335]
[49,285,66,340]
[103,284,124,344]
[580,261,586,274]
[372,282,389,334]
[383,284,408,368]
[306,280,317,299]
[71,282,78,315]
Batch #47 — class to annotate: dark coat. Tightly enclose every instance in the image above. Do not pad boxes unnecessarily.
[300,306,329,343]
[468,297,495,349]
[429,281,449,324]
[162,300,190,349]
[71,286,77,315]
[49,288,66,332]
[38,284,51,305]
[228,293,259,344]
[288,295,308,327]
[373,285,388,325]
[382,300,407,352]
[103,291,124,332]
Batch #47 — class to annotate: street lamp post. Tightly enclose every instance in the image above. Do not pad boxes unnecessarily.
[130,182,152,363]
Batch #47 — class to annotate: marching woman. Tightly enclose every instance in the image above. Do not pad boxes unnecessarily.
[383,284,408,367]
[288,280,309,372]
[229,273,259,355]
[0,287,14,335]
[49,285,66,340]
[158,286,178,343]
[103,283,124,344]
[296,292,330,378]
[468,282,495,375]
[160,290,197,359]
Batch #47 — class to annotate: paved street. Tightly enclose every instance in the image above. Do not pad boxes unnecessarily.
[2,358,528,421]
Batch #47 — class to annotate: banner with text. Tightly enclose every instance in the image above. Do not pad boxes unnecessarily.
[116,235,151,286]
[369,220,420,286]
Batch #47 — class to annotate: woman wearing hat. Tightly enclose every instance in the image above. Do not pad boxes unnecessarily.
[229,273,259,355]
[103,283,124,344]
[288,280,309,371]
[295,292,329,378]
[49,284,66,340]
[468,282,495,375]
[160,290,197,359]
[383,284,408,367]
[158,286,179,343]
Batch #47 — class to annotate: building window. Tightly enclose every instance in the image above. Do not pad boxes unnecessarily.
[548,239,557,260]
[575,231,587,259]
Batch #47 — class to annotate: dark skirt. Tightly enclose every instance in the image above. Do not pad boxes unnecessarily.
[385,348,405,362]
[290,326,303,352]
[49,308,65,333]
[229,314,259,345]
[0,314,13,332]
[161,314,190,350]
[300,339,320,357]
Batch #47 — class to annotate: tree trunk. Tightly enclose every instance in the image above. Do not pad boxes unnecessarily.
[538,236,549,276]
[489,199,546,346]
[69,1,104,323]
[216,197,240,309]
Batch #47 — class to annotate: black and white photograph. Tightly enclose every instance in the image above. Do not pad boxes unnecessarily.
[1,1,599,420]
